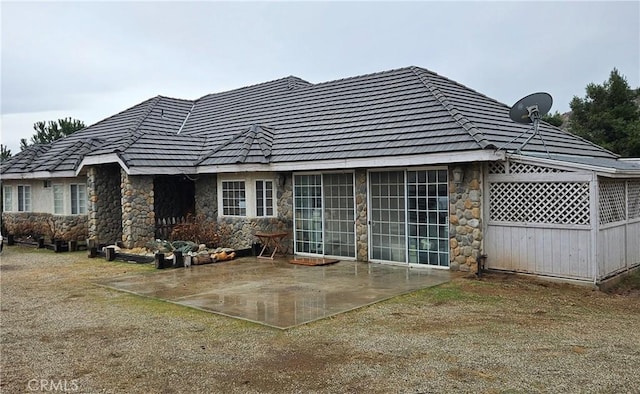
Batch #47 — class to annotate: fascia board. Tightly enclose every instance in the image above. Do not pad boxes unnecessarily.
[508,154,640,176]
[0,170,78,180]
[197,150,506,174]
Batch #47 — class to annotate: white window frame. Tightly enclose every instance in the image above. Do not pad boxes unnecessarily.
[217,174,278,218]
[255,179,275,217]
[53,184,64,214]
[17,185,31,212]
[3,186,13,212]
[70,183,87,215]
[221,180,247,217]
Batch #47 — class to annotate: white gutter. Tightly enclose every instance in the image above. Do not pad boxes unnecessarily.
[0,170,78,180]
[196,150,506,174]
[508,153,640,176]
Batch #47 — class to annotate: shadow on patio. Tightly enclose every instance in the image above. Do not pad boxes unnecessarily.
[96,257,450,329]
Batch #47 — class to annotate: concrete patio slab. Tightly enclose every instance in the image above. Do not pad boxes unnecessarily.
[97,258,450,329]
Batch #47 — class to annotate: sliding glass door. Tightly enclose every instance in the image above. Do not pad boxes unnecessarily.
[293,173,355,258]
[369,169,449,267]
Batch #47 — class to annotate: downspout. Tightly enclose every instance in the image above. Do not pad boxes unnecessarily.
[590,172,599,286]
[478,162,488,277]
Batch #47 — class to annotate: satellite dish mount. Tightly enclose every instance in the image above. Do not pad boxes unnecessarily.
[496,92,553,157]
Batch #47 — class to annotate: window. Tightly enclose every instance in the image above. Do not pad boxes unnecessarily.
[222,181,246,216]
[218,175,278,217]
[17,185,31,212]
[3,186,12,211]
[70,184,86,214]
[53,184,64,214]
[255,180,274,217]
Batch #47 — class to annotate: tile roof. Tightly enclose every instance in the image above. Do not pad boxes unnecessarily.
[1,66,620,177]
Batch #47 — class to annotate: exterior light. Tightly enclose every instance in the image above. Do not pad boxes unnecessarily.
[452,167,464,185]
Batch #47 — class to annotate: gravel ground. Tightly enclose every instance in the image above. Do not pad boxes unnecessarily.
[1,245,639,394]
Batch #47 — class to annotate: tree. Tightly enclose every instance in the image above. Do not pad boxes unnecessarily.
[20,117,86,151]
[542,111,564,127]
[1,144,12,162]
[569,68,640,157]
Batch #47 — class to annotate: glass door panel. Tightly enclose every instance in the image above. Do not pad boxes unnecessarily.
[294,175,323,254]
[369,171,406,262]
[323,173,355,258]
[407,169,449,266]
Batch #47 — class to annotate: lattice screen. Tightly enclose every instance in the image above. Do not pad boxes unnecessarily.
[490,182,590,225]
[488,161,506,174]
[599,181,626,224]
[627,180,640,219]
[488,160,568,175]
[508,162,567,174]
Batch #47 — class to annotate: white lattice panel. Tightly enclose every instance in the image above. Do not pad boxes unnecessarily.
[627,180,640,219]
[599,181,626,224]
[508,162,567,174]
[490,182,590,225]
[488,161,506,174]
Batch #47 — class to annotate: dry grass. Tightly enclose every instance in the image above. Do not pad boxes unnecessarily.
[1,246,639,393]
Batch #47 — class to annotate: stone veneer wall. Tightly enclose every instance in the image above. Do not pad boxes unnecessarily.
[449,163,483,272]
[354,169,368,262]
[2,212,87,241]
[121,170,155,248]
[194,174,217,221]
[87,164,122,244]
[219,173,293,251]
[194,172,294,251]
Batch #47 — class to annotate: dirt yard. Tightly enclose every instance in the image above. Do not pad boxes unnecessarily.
[1,246,639,393]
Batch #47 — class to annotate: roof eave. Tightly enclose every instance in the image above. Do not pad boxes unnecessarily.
[508,153,640,177]
[75,153,130,176]
[0,170,78,180]
[197,149,505,174]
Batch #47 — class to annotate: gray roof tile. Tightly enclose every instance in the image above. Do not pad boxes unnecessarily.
[1,66,620,176]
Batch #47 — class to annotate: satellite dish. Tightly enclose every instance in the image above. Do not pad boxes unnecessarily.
[509,92,552,124]
[497,92,553,157]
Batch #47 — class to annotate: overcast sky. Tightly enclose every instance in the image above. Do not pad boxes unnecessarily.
[1,1,638,154]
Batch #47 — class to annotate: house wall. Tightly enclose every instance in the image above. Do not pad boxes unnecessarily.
[449,163,483,272]
[87,164,122,244]
[121,170,155,248]
[194,172,293,250]
[195,174,217,220]
[2,177,87,214]
[1,212,87,241]
[2,178,88,241]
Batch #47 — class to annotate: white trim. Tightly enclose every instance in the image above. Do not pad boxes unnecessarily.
[508,154,640,176]
[75,154,130,175]
[199,150,505,174]
[486,221,591,231]
[590,173,599,284]
[487,173,594,183]
[1,170,77,180]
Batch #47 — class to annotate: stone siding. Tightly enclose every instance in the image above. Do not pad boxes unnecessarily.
[449,163,483,272]
[121,170,155,248]
[212,174,293,249]
[2,212,87,241]
[354,169,368,262]
[87,164,122,244]
[194,174,217,221]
